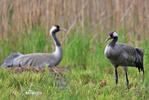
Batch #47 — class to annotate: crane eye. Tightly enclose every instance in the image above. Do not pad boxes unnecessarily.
[54,25,60,29]
[109,33,113,37]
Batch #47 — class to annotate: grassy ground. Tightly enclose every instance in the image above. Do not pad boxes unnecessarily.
[0,27,149,100]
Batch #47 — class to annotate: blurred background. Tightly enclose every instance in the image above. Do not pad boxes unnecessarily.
[0,0,149,68]
[0,0,148,63]
[0,0,149,40]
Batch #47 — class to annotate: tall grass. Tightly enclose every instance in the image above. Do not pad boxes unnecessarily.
[0,27,149,99]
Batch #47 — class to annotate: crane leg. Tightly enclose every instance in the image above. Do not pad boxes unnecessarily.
[114,66,118,84]
[142,68,144,82]
[123,67,129,88]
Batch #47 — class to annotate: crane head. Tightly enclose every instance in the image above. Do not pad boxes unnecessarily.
[50,25,66,34]
[105,31,118,42]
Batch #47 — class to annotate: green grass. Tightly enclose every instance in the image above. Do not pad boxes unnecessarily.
[0,27,149,100]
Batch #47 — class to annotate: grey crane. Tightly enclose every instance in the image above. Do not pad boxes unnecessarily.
[104,31,144,87]
[1,25,66,67]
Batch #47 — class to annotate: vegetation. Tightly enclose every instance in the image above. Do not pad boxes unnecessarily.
[0,28,148,100]
[0,0,149,100]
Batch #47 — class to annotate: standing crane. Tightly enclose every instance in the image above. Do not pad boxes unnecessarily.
[104,31,144,87]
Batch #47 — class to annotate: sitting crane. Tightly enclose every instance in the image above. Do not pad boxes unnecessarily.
[1,25,66,67]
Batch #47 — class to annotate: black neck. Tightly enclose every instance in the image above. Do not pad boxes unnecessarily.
[51,32,61,46]
[109,37,118,47]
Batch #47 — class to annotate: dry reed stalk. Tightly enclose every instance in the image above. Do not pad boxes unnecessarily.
[0,0,148,42]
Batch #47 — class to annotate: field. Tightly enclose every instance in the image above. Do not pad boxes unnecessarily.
[0,0,149,100]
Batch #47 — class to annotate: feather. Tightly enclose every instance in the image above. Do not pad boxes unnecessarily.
[1,52,23,67]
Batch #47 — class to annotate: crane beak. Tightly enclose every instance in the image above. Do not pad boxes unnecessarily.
[105,36,112,43]
[60,28,66,32]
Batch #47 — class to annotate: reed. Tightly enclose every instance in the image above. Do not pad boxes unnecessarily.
[0,0,149,41]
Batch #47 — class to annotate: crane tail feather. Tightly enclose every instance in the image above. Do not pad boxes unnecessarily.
[1,52,23,67]
[135,48,144,72]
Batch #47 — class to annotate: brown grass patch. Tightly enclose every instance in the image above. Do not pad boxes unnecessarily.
[7,66,71,75]
[99,79,107,88]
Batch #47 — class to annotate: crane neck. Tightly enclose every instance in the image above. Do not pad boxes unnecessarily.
[51,32,63,58]
[109,37,118,47]
[51,32,61,47]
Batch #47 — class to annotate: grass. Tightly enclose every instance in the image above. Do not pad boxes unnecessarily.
[0,27,149,100]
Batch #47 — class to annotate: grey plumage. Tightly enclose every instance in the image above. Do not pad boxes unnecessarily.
[1,25,65,67]
[1,52,23,67]
[104,32,144,87]
[105,43,144,70]
[12,52,62,67]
